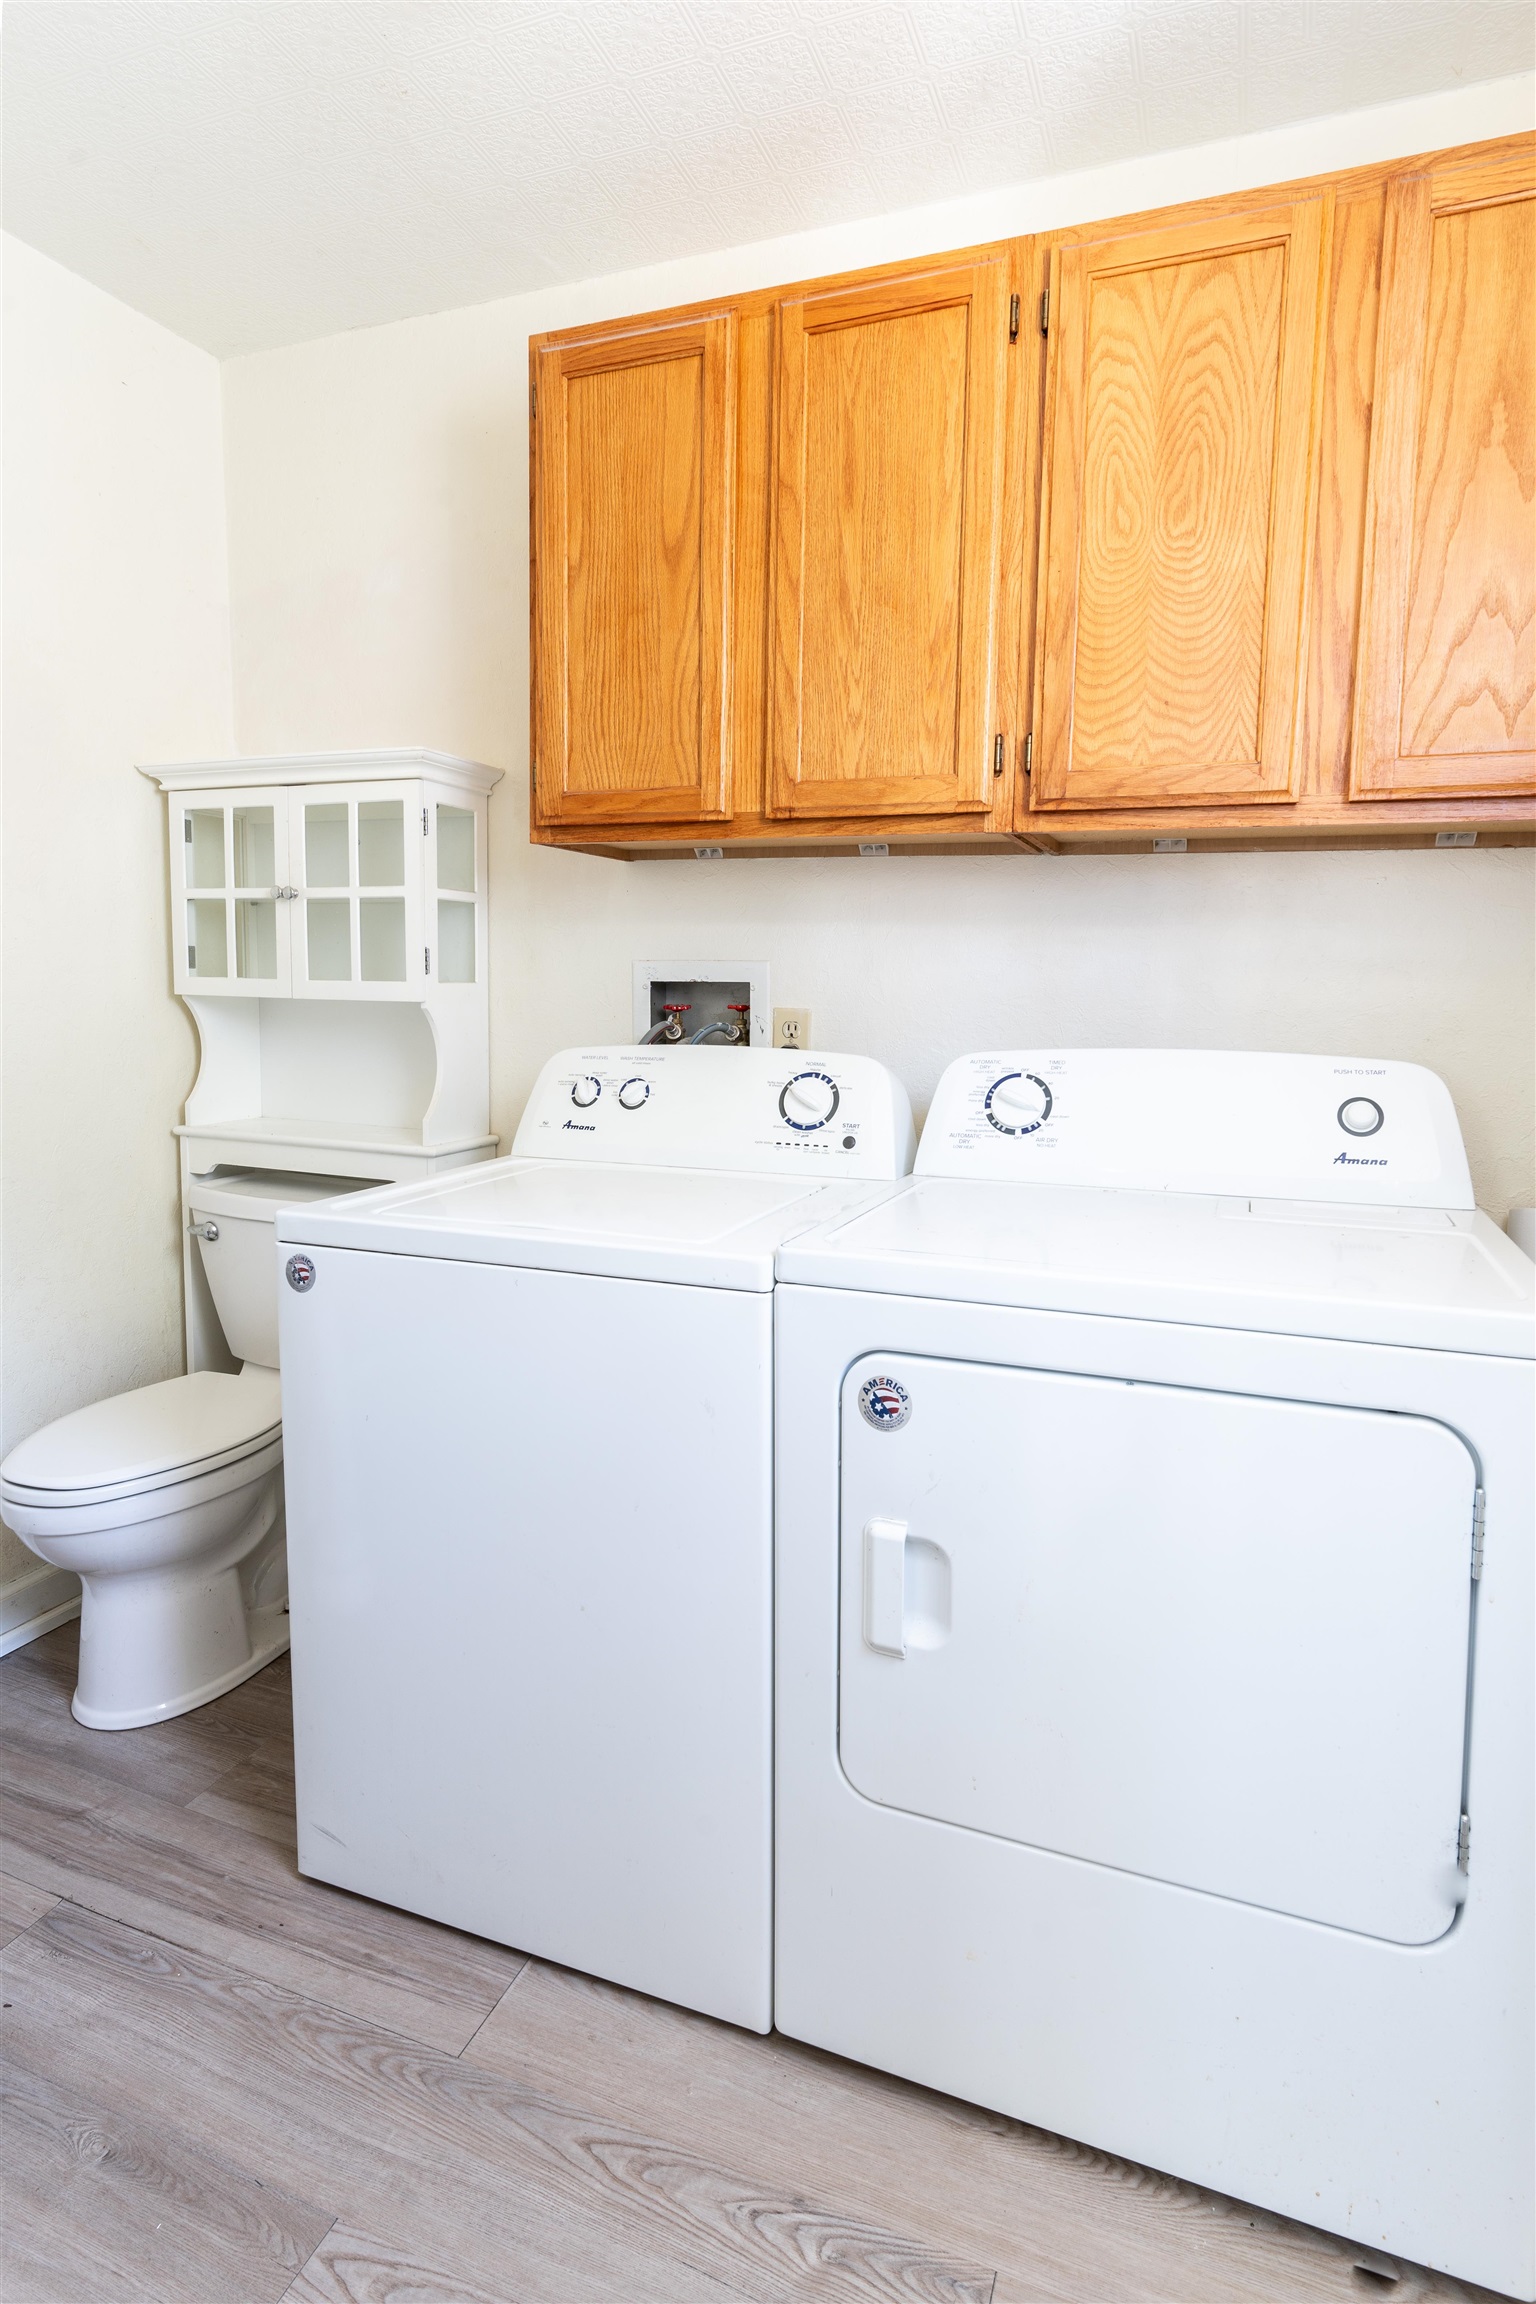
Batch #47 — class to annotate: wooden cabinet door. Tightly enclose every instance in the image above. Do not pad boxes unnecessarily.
[767,260,1009,819]
[532,313,735,826]
[1031,199,1329,813]
[1351,147,1535,801]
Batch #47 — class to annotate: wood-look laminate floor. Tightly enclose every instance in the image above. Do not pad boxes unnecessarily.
[0,1624,1505,2304]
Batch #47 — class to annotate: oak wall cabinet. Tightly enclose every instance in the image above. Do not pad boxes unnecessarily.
[532,310,737,828]
[528,131,1534,859]
[1029,197,1329,816]
[1351,144,1535,803]
[767,258,1010,822]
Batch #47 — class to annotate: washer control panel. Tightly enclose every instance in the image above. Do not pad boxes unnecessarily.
[916,1050,1474,1210]
[514,1046,915,1179]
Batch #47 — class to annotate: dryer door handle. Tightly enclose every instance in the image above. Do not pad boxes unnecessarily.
[863,1518,908,1657]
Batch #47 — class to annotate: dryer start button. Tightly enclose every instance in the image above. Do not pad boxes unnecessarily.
[1338,1097,1385,1137]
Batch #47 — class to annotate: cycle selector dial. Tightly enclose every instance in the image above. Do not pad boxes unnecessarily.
[570,1076,600,1108]
[985,1072,1053,1135]
[780,1070,840,1131]
[617,1077,651,1111]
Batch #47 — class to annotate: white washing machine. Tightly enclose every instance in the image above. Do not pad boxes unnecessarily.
[773,1049,1535,2295]
[275,1044,913,2032]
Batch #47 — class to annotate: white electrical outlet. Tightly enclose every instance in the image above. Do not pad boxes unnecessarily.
[773,1007,811,1050]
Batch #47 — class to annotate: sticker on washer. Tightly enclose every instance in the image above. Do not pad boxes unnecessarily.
[858,1375,911,1430]
[285,1254,316,1293]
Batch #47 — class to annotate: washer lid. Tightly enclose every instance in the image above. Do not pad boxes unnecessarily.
[275,1159,894,1290]
[0,1371,282,1501]
[776,1178,1536,1357]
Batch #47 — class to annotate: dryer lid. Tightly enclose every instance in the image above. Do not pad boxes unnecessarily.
[777,1178,1536,1357]
[1,1371,282,1500]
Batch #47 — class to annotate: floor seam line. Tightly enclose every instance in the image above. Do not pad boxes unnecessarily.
[455,1952,535,2058]
[275,2211,340,2303]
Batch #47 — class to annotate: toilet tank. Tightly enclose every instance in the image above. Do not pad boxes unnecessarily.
[187,1170,376,1369]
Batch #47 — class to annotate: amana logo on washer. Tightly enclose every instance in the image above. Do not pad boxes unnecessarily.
[858,1375,911,1430]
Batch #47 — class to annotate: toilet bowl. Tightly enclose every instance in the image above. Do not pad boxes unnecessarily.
[0,1168,370,1730]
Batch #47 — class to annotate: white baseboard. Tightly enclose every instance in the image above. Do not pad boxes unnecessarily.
[0,1565,82,1659]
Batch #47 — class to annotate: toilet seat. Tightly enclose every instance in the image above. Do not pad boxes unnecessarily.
[0,1370,281,1509]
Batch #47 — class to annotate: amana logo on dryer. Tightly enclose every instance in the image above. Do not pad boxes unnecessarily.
[1335,1152,1388,1166]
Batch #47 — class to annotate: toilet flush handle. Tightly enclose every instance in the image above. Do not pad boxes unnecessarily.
[188,1220,219,1242]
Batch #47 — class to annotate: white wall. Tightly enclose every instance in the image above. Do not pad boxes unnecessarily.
[221,72,1536,1226]
[2,235,234,1612]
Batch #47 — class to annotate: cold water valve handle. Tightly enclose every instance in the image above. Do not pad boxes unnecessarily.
[188,1220,220,1243]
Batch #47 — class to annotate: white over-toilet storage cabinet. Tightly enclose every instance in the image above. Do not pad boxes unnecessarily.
[140,750,502,1370]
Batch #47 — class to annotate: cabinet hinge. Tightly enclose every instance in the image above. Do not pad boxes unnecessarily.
[1008,293,1021,342]
[1039,287,1049,336]
[183,817,192,841]
[422,807,429,837]
[1458,1811,1472,1871]
[1471,1486,1486,1580]
[530,381,537,419]
[993,733,1005,778]
[424,946,431,975]
[1023,731,1033,778]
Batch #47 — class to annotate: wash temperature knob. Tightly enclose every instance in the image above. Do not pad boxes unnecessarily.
[617,1078,651,1110]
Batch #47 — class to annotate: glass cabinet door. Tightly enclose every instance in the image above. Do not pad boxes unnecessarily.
[289,784,423,998]
[432,802,480,985]
[171,790,290,996]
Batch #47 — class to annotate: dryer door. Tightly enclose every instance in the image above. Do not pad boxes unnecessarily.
[839,1353,1477,1944]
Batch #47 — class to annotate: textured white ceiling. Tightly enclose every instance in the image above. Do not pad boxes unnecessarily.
[4,2,1532,356]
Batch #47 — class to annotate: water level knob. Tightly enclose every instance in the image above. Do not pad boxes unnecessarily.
[570,1076,600,1108]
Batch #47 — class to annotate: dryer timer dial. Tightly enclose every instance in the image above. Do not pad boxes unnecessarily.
[985,1072,1053,1135]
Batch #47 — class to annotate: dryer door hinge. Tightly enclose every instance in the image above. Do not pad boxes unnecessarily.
[1471,1486,1486,1580]
[1457,1811,1472,1871]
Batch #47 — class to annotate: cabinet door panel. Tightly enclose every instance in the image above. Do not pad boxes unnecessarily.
[533,315,735,826]
[769,262,1008,818]
[1352,149,1535,799]
[286,782,425,1001]
[169,787,292,997]
[1033,200,1328,811]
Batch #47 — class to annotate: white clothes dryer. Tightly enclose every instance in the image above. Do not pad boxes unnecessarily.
[773,1049,1535,2296]
[275,1045,913,2033]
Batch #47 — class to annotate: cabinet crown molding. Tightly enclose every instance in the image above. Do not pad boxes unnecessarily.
[138,749,504,796]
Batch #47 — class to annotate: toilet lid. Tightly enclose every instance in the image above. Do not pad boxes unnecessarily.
[1,1371,281,1503]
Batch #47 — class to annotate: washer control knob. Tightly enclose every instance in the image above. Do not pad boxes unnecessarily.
[570,1076,600,1108]
[780,1070,840,1130]
[985,1072,1053,1135]
[617,1077,651,1110]
[1338,1096,1384,1137]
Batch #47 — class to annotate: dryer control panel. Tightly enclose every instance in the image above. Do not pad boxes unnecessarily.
[916,1050,1475,1209]
[513,1046,916,1180]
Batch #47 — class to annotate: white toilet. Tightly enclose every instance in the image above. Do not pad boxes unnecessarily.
[0,1170,368,1731]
